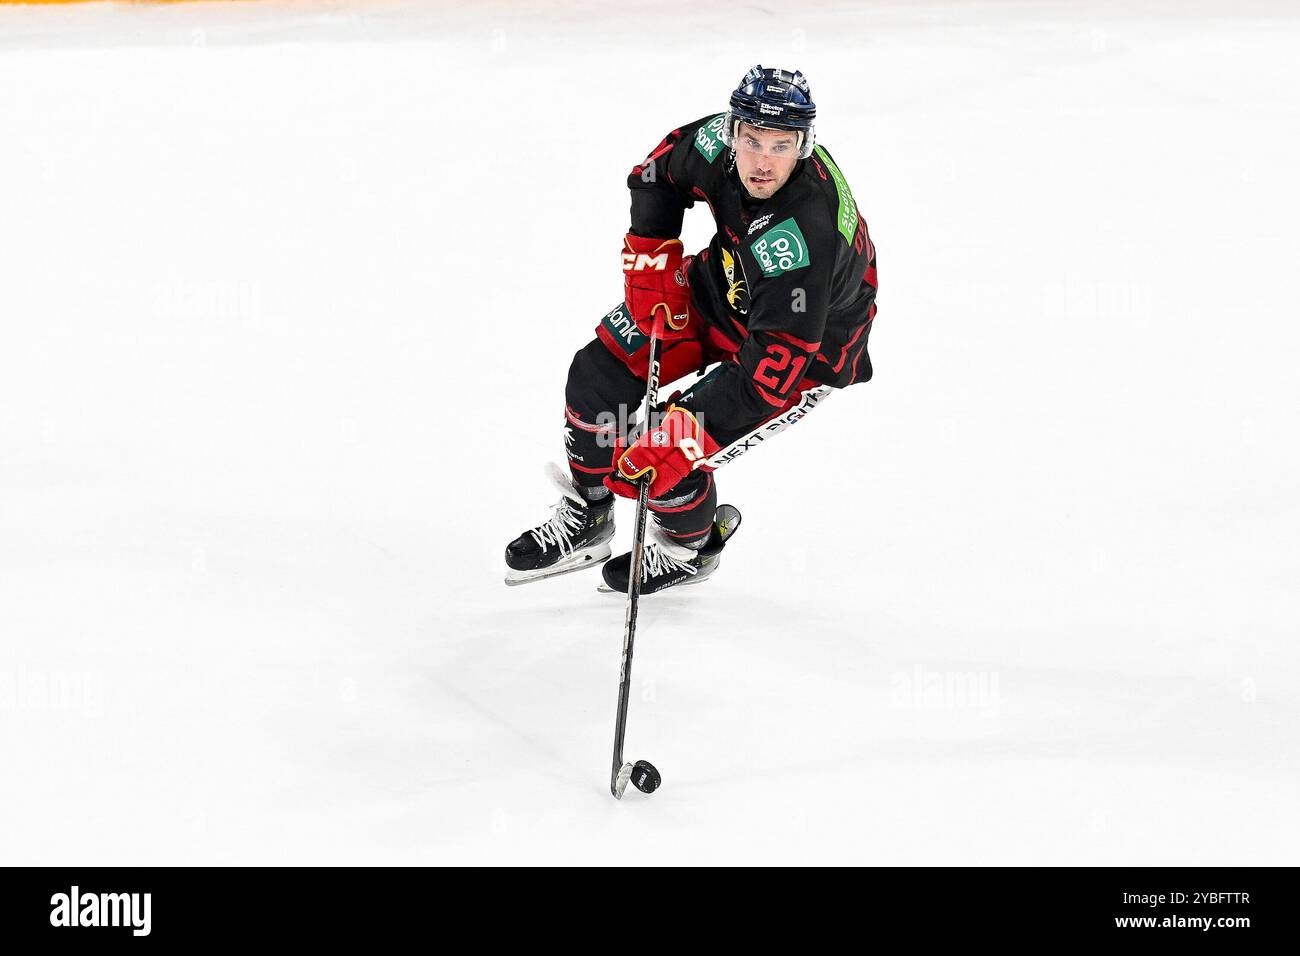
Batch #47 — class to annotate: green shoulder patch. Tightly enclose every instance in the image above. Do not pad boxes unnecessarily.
[600,303,646,356]
[692,114,728,164]
[749,217,811,278]
[814,145,859,246]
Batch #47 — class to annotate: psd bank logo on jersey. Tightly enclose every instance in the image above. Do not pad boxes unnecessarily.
[599,303,647,356]
[750,217,811,278]
[693,114,728,164]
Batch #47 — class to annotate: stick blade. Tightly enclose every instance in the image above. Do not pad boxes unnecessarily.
[611,762,634,799]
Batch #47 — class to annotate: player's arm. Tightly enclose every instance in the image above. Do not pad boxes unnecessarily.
[627,126,695,238]
[605,240,832,499]
[622,123,706,338]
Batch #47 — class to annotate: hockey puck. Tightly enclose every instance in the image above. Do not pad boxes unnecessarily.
[630,760,661,794]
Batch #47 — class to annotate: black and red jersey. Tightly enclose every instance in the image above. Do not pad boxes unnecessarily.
[628,113,878,439]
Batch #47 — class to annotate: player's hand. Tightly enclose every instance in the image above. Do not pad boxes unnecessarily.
[622,233,693,341]
[604,405,719,499]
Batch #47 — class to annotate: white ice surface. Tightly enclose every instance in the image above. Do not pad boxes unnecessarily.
[1,0,1297,865]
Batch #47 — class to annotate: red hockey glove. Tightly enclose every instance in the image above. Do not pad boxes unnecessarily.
[604,405,720,500]
[622,233,693,341]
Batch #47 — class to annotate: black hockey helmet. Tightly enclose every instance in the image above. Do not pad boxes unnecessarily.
[720,64,817,159]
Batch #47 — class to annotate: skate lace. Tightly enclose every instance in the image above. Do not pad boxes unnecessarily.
[529,497,588,557]
[640,541,699,581]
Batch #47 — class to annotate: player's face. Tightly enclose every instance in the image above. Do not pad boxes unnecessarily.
[733,123,800,200]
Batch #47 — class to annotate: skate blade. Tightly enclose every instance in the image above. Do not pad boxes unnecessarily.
[504,542,612,587]
[595,565,718,594]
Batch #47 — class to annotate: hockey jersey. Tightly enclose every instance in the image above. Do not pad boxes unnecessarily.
[628,114,878,439]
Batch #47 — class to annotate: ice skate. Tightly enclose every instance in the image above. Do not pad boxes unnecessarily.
[504,464,615,586]
[598,505,741,595]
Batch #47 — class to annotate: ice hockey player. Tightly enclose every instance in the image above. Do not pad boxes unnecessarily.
[505,64,878,594]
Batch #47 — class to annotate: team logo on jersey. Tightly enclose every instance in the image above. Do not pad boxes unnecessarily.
[600,303,647,356]
[693,114,728,164]
[719,246,749,313]
[749,217,810,278]
[747,213,774,236]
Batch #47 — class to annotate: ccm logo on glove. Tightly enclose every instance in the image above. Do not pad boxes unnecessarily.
[622,251,672,271]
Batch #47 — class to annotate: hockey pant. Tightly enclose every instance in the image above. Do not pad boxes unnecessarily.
[563,301,825,547]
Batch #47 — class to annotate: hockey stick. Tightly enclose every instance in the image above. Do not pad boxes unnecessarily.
[610,312,665,800]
